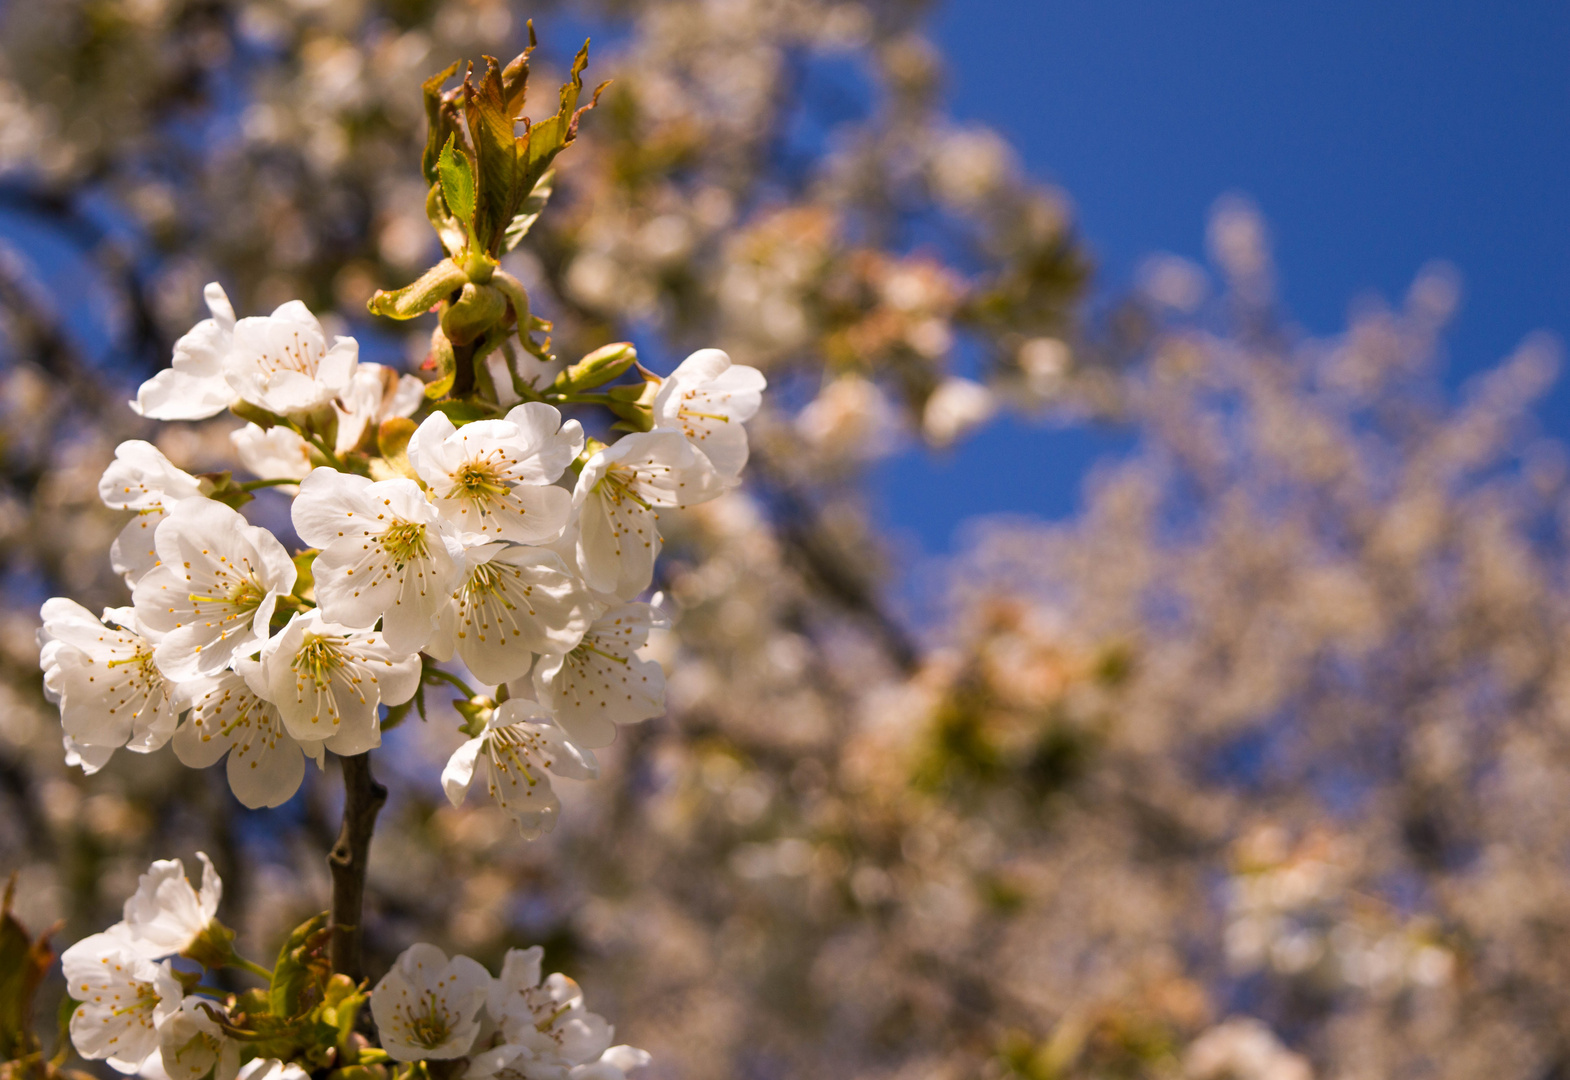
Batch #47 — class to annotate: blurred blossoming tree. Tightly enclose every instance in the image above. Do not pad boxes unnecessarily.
[1,2,1567,1080]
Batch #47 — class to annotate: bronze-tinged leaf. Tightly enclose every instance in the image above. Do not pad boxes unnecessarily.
[465,55,523,256]
[420,60,463,184]
[501,24,538,117]
[0,878,55,1062]
[519,41,608,197]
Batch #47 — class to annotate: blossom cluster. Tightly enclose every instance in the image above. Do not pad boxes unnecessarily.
[38,284,764,834]
[64,854,646,1080]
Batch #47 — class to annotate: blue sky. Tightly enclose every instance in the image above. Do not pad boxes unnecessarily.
[875,0,1570,555]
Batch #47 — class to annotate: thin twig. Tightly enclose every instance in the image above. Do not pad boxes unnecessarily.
[328,752,386,981]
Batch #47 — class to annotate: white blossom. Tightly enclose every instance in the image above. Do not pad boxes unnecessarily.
[61,930,183,1071]
[236,1060,310,1080]
[425,544,594,686]
[921,376,995,446]
[569,1047,653,1080]
[231,424,313,483]
[369,943,490,1062]
[131,283,238,421]
[292,469,462,653]
[652,348,765,478]
[172,664,324,809]
[486,948,614,1068]
[39,599,180,756]
[333,362,425,455]
[62,734,117,775]
[119,852,222,961]
[99,441,205,584]
[531,603,665,749]
[132,498,297,680]
[222,301,358,417]
[571,431,724,599]
[441,700,597,840]
[407,404,581,544]
[157,999,239,1080]
[259,610,421,755]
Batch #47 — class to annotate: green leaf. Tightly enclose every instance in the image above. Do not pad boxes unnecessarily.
[367,260,468,321]
[270,912,330,1020]
[436,134,476,236]
[501,171,554,252]
[431,400,496,425]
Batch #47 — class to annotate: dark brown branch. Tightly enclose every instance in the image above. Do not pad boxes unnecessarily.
[328,751,386,982]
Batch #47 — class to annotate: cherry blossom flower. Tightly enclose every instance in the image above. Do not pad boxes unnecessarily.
[236,1060,309,1080]
[571,431,724,598]
[230,424,314,483]
[172,664,324,809]
[157,999,239,1080]
[132,498,297,680]
[292,469,463,653]
[570,1047,654,1080]
[259,610,421,755]
[61,930,183,1071]
[921,376,995,446]
[425,544,594,685]
[652,348,766,478]
[99,441,205,584]
[222,301,359,417]
[407,404,581,544]
[119,852,222,960]
[369,943,490,1062]
[333,362,424,455]
[39,599,180,757]
[530,603,666,749]
[131,283,238,421]
[486,948,614,1067]
[441,700,597,839]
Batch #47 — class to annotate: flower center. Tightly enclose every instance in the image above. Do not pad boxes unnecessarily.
[107,646,163,685]
[452,459,510,503]
[403,991,456,1049]
[294,635,345,689]
[380,520,430,566]
[257,331,321,377]
[595,468,652,511]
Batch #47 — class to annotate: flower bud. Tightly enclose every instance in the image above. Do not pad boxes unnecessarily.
[553,342,638,393]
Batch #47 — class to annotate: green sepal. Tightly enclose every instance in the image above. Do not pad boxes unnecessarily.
[199,472,255,511]
[231,400,287,430]
[291,551,317,603]
[269,911,330,1021]
[603,379,658,431]
[367,260,468,320]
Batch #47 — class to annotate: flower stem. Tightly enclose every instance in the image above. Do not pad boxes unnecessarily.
[328,751,387,982]
[423,665,479,700]
[238,477,301,491]
[232,956,275,983]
